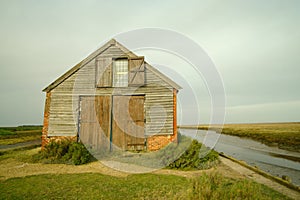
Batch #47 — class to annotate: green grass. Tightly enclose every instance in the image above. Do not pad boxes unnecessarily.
[0,143,291,199]
[189,173,291,200]
[0,172,290,200]
[0,126,42,145]
[180,122,300,152]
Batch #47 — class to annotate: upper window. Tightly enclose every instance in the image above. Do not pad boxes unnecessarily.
[113,58,128,87]
[96,56,144,88]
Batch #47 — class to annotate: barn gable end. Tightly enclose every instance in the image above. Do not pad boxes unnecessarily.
[42,39,181,151]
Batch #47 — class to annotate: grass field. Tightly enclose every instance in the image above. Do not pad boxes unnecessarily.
[0,126,42,145]
[179,122,300,152]
[0,171,290,200]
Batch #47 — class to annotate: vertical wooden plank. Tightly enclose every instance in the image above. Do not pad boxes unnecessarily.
[88,97,94,148]
[129,95,145,141]
[173,89,178,143]
[79,97,91,147]
[97,95,111,151]
[112,96,125,149]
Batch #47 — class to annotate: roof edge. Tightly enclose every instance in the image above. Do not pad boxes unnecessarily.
[145,63,182,90]
[42,38,118,92]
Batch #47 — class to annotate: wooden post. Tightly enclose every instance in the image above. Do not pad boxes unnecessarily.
[173,89,178,143]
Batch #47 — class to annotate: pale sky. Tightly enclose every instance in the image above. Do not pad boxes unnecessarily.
[0,0,299,126]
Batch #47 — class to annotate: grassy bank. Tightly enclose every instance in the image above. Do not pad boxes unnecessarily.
[0,172,290,200]
[0,126,42,145]
[179,122,300,152]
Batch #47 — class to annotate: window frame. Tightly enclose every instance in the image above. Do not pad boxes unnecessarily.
[112,57,129,88]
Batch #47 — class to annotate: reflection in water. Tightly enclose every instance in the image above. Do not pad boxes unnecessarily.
[181,129,300,186]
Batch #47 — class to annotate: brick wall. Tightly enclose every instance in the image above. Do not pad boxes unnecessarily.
[147,133,177,151]
[42,136,77,147]
[41,92,51,148]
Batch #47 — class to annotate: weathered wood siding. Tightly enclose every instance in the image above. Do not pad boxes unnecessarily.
[47,44,174,138]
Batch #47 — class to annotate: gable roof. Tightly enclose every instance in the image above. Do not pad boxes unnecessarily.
[43,38,182,92]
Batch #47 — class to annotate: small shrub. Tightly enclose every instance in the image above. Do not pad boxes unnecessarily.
[154,133,193,167]
[43,139,70,159]
[63,142,93,165]
[34,139,93,165]
[167,139,219,170]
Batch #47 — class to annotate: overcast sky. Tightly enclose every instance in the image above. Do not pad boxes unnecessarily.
[0,0,299,126]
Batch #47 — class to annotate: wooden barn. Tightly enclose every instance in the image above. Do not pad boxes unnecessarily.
[42,39,181,152]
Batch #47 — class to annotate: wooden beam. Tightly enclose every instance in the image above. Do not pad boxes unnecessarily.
[173,88,178,143]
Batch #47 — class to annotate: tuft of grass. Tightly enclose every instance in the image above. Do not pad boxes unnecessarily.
[0,172,290,200]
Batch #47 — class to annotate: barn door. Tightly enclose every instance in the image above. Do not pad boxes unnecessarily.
[79,96,111,151]
[112,95,145,151]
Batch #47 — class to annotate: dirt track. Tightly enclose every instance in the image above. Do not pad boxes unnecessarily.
[0,139,41,150]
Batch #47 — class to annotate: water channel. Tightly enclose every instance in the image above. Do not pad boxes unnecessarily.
[180,129,300,186]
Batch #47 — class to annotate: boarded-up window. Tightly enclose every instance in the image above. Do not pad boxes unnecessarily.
[113,58,128,87]
[96,57,112,87]
[129,57,145,86]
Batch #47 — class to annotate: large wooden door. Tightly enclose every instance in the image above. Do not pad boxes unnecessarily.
[112,95,145,151]
[79,96,111,151]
